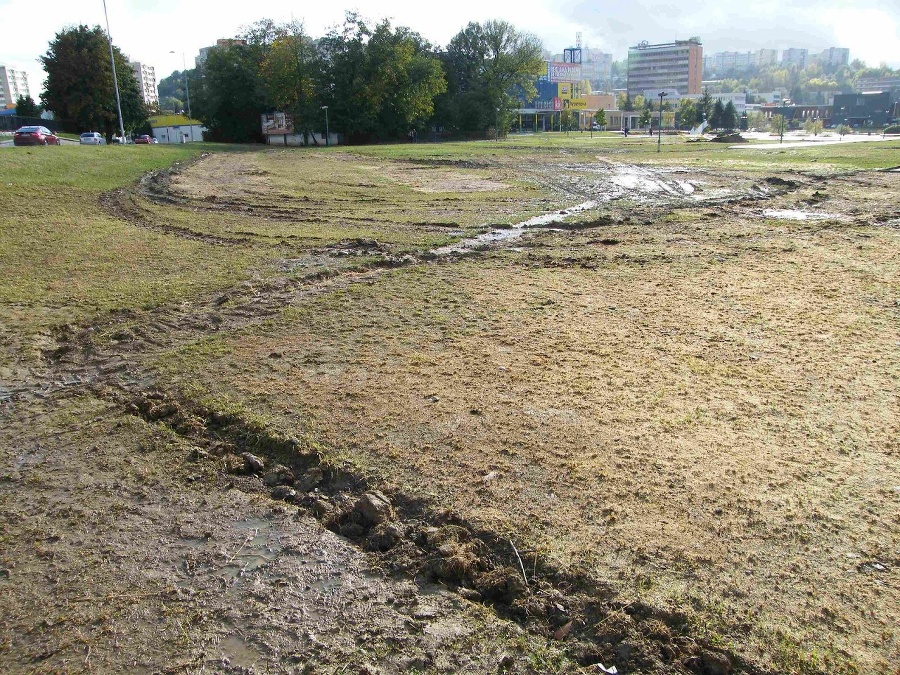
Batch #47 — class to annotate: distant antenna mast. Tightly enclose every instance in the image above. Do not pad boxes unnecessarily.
[576,32,582,49]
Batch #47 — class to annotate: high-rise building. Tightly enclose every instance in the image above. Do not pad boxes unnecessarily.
[781,48,808,68]
[818,47,849,68]
[582,48,612,88]
[196,39,248,68]
[756,49,778,67]
[627,39,703,97]
[0,65,31,109]
[130,61,159,107]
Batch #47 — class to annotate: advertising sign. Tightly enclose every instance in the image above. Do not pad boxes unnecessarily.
[563,48,582,64]
[548,61,582,83]
[552,97,562,111]
[261,111,294,135]
[558,82,571,100]
[564,99,588,109]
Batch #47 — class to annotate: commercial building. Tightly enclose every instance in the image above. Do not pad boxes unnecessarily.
[627,39,703,97]
[148,114,205,143]
[129,61,159,107]
[0,65,31,109]
[639,89,747,119]
[832,91,894,127]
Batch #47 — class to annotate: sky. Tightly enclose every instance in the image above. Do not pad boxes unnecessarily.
[1,0,898,98]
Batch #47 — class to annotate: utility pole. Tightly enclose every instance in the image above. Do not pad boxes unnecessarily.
[102,0,126,142]
[658,91,667,153]
[170,51,193,141]
[321,106,329,146]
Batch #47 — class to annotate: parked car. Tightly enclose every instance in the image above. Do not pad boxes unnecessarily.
[13,126,61,146]
[80,132,106,145]
[134,134,153,144]
[591,123,602,131]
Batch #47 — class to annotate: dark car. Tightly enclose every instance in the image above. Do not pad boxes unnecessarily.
[13,126,61,146]
[134,134,153,144]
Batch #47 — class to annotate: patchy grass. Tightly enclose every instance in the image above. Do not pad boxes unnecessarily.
[2,136,898,673]
[152,142,899,674]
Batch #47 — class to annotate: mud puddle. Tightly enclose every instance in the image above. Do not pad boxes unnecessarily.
[432,201,598,254]
[761,208,845,221]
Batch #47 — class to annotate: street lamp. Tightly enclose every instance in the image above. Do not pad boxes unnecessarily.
[101,0,126,143]
[321,106,329,146]
[170,51,193,141]
[657,91,667,153]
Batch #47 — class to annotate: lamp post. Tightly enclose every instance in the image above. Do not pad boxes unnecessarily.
[321,106,329,146]
[101,0,126,143]
[170,51,193,141]
[657,91,667,153]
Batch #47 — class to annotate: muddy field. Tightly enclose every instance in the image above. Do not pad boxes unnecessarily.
[1,136,898,674]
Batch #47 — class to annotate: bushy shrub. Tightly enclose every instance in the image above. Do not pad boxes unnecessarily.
[883,124,900,135]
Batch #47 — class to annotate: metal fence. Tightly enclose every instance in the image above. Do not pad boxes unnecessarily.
[0,115,75,133]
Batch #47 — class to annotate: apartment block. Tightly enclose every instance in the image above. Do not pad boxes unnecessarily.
[627,39,703,97]
[756,49,778,67]
[0,65,31,109]
[818,47,849,68]
[581,48,612,86]
[781,48,808,67]
[196,39,248,68]
[130,61,159,107]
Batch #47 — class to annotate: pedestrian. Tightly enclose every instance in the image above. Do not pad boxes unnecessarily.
[623,126,629,137]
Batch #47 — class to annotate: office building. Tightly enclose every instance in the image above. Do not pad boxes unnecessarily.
[627,39,703,97]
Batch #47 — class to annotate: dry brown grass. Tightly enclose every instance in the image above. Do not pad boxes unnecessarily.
[163,160,899,673]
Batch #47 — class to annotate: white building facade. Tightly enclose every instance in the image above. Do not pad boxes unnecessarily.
[0,65,31,109]
[130,62,159,107]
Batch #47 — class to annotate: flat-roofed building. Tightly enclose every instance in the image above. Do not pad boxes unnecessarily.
[781,48,808,68]
[627,39,702,97]
[130,61,159,107]
[0,65,31,109]
[818,47,849,68]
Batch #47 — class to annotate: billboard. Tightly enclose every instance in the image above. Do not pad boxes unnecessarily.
[548,61,582,83]
[261,111,294,135]
[563,48,582,64]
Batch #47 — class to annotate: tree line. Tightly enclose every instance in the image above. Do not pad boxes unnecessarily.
[187,15,545,143]
[34,15,544,144]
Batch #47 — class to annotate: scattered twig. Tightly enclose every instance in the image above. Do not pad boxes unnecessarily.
[226,531,256,564]
[509,539,529,587]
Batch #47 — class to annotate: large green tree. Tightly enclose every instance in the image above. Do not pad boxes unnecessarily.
[677,98,697,129]
[157,70,188,112]
[15,95,40,117]
[709,99,725,129]
[261,21,322,143]
[317,14,445,142]
[722,101,738,130]
[40,25,146,137]
[192,26,270,142]
[434,20,544,136]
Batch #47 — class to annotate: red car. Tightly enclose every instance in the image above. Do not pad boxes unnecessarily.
[13,126,61,146]
[134,134,153,144]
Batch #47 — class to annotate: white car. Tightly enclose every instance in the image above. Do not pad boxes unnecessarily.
[80,132,106,145]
